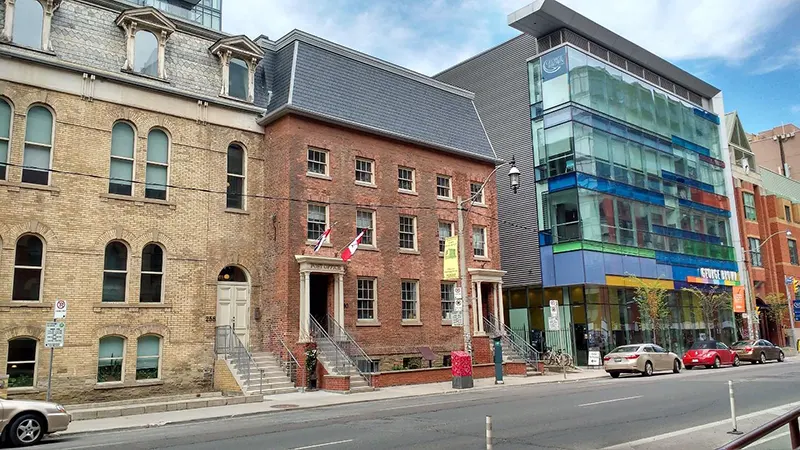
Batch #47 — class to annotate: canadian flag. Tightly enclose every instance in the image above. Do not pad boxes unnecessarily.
[313,228,331,253]
[341,230,366,262]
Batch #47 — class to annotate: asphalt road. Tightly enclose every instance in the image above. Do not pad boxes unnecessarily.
[39,359,800,450]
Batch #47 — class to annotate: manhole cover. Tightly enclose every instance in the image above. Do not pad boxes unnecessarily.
[270,404,299,409]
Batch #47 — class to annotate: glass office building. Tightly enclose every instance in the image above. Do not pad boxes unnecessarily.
[509,32,737,365]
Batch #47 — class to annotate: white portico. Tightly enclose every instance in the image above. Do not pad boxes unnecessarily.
[295,255,346,342]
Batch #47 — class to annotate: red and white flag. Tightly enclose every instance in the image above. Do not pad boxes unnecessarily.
[341,230,366,262]
[313,228,331,253]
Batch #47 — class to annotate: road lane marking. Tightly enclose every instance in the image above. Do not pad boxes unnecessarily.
[290,439,354,449]
[579,395,643,407]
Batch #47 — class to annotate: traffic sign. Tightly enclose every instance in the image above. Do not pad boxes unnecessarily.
[454,287,463,300]
[54,299,67,319]
[44,322,65,348]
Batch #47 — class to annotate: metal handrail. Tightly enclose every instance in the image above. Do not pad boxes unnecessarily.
[214,325,263,394]
[265,326,300,386]
[486,315,540,364]
[717,405,800,449]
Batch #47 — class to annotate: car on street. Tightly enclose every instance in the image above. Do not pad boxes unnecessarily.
[683,340,739,370]
[0,398,70,447]
[730,339,785,364]
[603,343,681,378]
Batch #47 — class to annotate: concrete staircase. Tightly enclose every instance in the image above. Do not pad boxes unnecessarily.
[314,338,372,392]
[230,352,297,396]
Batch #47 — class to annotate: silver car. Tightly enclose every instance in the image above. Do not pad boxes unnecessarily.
[0,398,70,446]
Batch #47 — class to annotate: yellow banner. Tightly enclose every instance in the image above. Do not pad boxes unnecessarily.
[443,236,459,280]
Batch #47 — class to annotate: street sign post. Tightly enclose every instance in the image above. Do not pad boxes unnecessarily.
[53,299,67,319]
[45,319,65,402]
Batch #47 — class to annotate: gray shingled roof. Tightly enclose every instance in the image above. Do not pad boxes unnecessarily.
[256,32,496,162]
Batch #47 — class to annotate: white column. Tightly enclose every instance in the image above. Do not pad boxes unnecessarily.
[498,282,506,329]
[493,283,500,330]
[477,281,485,334]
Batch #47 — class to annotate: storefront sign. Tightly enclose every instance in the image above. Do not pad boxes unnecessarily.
[541,48,568,81]
[443,236,459,280]
[732,286,746,313]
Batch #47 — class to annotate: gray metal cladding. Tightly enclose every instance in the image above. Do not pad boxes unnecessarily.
[435,34,542,287]
[288,42,495,161]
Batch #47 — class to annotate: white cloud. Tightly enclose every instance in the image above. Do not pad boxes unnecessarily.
[221,0,798,75]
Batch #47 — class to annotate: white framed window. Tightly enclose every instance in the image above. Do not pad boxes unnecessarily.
[401,280,419,321]
[438,221,453,254]
[398,166,415,192]
[13,234,44,302]
[307,203,328,241]
[0,98,11,180]
[357,278,376,321]
[98,336,125,383]
[399,215,417,250]
[22,105,54,186]
[226,144,245,209]
[355,157,374,185]
[140,243,164,303]
[136,335,161,380]
[441,282,456,321]
[145,129,169,200]
[102,241,128,303]
[473,226,487,258]
[6,337,37,388]
[356,209,375,247]
[436,175,452,199]
[470,182,485,205]
[307,147,328,176]
[109,122,135,196]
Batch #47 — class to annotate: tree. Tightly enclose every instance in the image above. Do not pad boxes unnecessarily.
[762,293,790,327]
[629,275,671,345]
[683,286,731,340]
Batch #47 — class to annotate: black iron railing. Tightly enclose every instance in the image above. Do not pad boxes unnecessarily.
[717,406,800,449]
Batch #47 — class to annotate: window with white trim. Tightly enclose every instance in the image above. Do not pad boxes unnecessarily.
[356,209,375,247]
[355,157,374,185]
[136,335,161,380]
[401,280,419,321]
[145,129,169,200]
[307,204,328,241]
[226,144,245,209]
[13,235,44,301]
[140,244,164,303]
[438,221,453,254]
[22,105,53,185]
[109,122,135,196]
[357,278,376,321]
[102,241,128,303]
[7,338,37,388]
[473,226,487,258]
[307,148,328,176]
[398,167,415,192]
[436,175,452,199]
[399,215,417,250]
[470,182,484,205]
[0,98,11,180]
[441,282,456,320]
[98,336,125,383]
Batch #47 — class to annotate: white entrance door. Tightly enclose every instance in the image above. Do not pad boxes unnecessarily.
[217,283,250,349]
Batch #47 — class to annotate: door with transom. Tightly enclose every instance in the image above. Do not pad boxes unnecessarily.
[217,283,250,349]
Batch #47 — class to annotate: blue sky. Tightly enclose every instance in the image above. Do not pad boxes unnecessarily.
[223,0,800,134]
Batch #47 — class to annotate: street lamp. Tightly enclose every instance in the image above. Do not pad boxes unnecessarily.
[457,156,519,356]
[741,229,792,340]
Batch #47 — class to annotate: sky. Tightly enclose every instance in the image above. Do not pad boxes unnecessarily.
[221,0,800,134]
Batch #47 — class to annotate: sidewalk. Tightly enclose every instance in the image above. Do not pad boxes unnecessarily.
[59,370,606,435]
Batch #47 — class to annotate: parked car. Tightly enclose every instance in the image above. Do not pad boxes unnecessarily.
[603,343,681,378]
[683,340,739,369]
[730,339,785,364]
[0,398,70,447]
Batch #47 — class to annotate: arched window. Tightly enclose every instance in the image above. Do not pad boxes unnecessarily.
[109,122,135,196]
[97,336,125,383]
[13,235,44,301]
[145,129,169,200]
[7,338,37,388]
[226,144,245,209]
[102,242,128,303]
[12,0,44,49]
[136,335,161,380]
[0,98,11,180]
[228,58,248,100]
[22,105,53,185]
[140,244,164,303]
[133,30,159,77]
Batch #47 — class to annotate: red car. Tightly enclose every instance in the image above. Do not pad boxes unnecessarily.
[683,340,740,369]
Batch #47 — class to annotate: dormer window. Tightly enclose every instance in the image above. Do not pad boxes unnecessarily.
[2,0,61,51]
[115,7,176,80]
[209,35,264,103]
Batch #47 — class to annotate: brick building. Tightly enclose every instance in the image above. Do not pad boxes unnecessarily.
[0,0,502,402]
[730,112,800,346]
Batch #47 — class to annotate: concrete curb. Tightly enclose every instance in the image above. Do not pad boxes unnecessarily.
[54,374,606,437]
